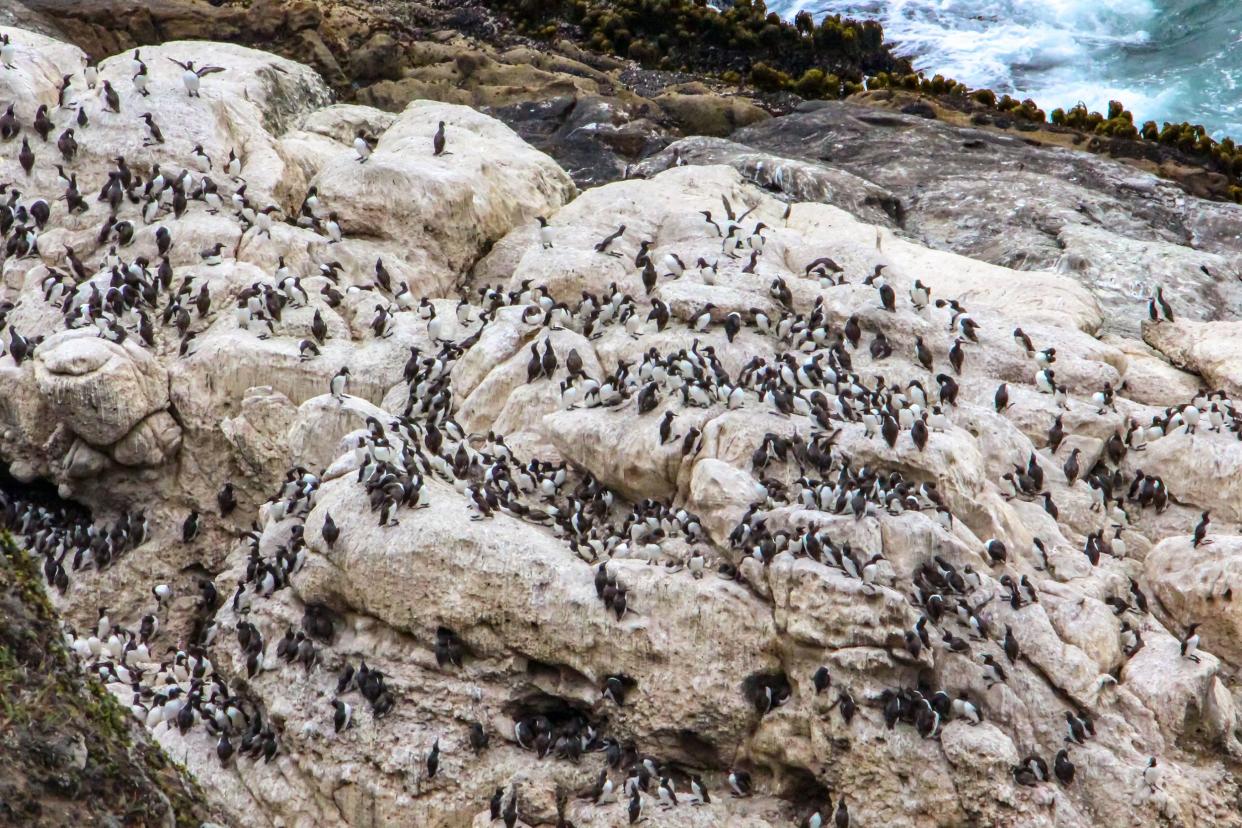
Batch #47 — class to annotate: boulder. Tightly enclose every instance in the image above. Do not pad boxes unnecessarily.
[717,102,1242,337]
[1120,429,1242,523]
[0,25,86,108]
[307,100,575,295]
[636,136,901,227]
[1143,317,1242,397]
[110,410,183,467]
[286,393,389,473]
[1105,334,1203,407]
[296,476,779,759]
[33,333,169,447]
[349,31,404,83]
[1146,535,1242,667]
[653,92,770,137]
[86,39,330,208]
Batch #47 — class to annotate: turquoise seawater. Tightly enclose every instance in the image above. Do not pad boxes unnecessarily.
[772,0,1242,137]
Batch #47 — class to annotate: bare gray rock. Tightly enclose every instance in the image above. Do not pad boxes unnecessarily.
[639,102,1242,337]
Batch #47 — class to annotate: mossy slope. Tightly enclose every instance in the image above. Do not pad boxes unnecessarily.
[0,534,211,828]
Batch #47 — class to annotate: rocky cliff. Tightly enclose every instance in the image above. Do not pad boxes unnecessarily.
[1,14,1242,828]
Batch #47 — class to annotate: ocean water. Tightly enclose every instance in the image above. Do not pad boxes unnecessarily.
[772,0,1242,137]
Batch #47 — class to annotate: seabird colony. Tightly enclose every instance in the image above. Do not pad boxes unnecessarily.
[0,33,1230,826]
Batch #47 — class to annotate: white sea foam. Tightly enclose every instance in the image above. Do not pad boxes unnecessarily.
[773,0,1242,131]
[786,0,1152,87]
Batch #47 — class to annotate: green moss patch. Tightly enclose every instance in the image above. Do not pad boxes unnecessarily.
[0,533,212,827]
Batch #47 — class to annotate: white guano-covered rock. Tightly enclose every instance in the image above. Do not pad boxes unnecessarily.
[3,23,1242,828]
[33,333,170,447]
[309,100,576,296]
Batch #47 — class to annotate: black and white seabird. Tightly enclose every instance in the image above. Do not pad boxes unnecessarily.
[1143,757,1163,790]
[18,138,34,175]
[426,738,439,778]
[330,366,350,402]
[1063,448,1080,486]
[878,280,895,312]
[0,104,18,140]
[169,58,225,96]
[182,509,200,543]
[468,722,489,754]
[353,130,375,163]
[192,143,212,171]
[433,120,447,156]
[1054,748,1075,785]
[200,242,224,266]
[728,769,752,798]
[217,733,234,766]
[102,80,121,112]
[833,796,850,828]
[33,105,53,141]
[332,699,352,733]
[1148,286,1174,322]
[914,336,934,372]
[1004,625,1019,662]
[1192,510,1211,547]
[910,279,930,309]
[594,225,625,255]
[133,62,150,96]
[57,126,77,160]
[217,482,237,515]
[1179,623,1201,662]
[141,112,164,145]
[949,338,965,374]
